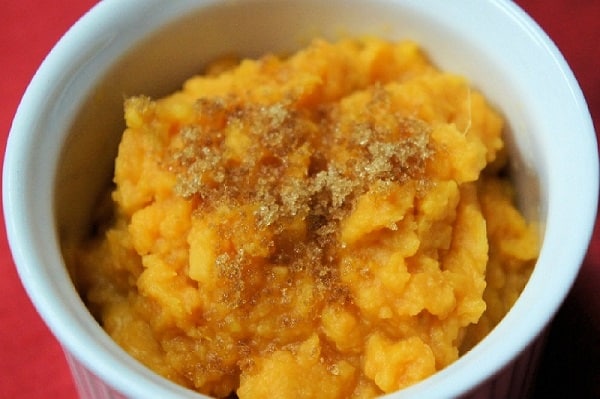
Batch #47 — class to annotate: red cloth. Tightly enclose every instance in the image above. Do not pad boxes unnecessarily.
[0,1,598,398]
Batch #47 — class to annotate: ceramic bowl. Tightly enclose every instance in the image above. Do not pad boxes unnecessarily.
[4,1,598,398]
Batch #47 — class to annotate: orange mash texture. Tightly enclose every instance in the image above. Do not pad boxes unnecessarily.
[73,38,539,398]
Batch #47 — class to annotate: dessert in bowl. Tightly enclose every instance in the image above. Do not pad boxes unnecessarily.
[3,1,597,398]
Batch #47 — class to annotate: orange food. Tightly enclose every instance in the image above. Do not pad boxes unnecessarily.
[72,38,539,398]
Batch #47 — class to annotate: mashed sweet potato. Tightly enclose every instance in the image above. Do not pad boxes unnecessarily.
[72,38,539,398]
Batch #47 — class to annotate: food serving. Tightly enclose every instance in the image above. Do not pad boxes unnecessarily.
[70,37,539,398]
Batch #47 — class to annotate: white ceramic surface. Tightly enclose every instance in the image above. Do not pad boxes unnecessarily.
[4,0,598,398]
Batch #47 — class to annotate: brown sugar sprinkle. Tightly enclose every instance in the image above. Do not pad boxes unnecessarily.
[170,91,431,211]
[166,84,432,304]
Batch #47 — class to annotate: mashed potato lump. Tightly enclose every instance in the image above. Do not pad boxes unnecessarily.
[72,38,539,398]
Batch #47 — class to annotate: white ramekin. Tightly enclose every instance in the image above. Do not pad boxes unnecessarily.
[4,1,598,398]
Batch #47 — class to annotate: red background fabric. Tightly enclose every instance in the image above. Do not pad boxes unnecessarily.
[0,1,598,398]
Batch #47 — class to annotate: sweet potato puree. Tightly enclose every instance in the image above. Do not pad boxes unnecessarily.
[72,38,539,398]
